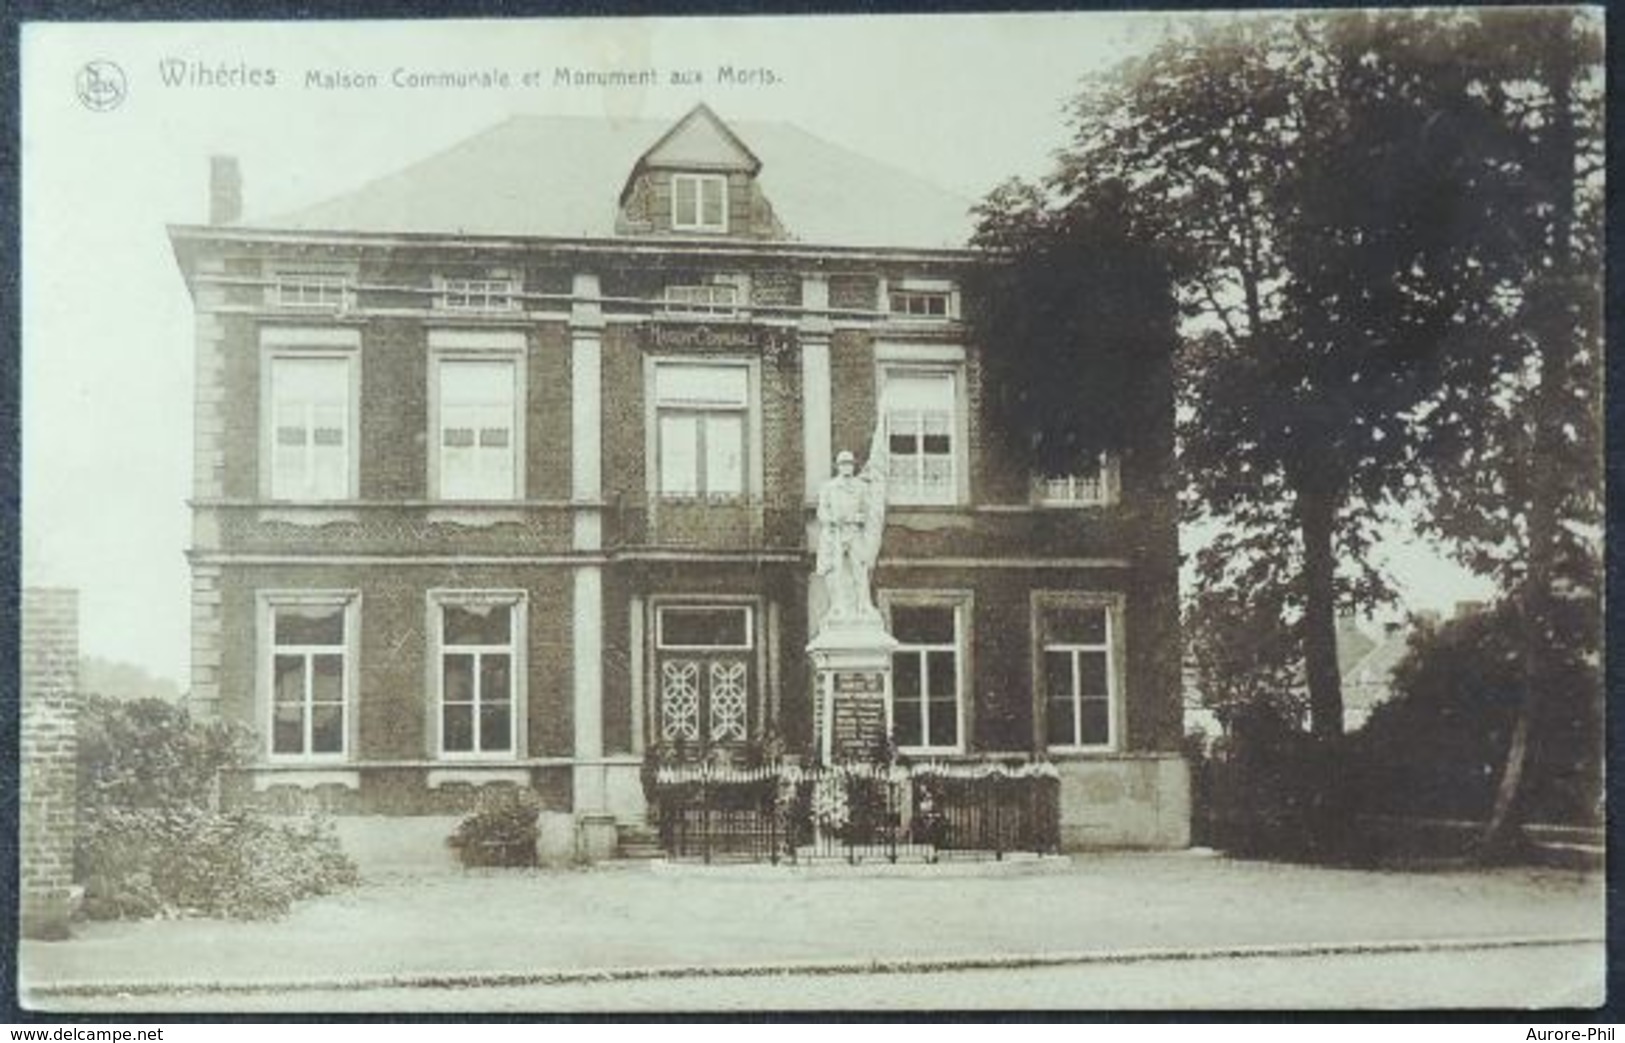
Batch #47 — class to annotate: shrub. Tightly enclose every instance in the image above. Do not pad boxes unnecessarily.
[75,696,359,919]
[447,789,540,868]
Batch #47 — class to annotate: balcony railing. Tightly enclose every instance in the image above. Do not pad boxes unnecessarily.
[649,760,1061,864]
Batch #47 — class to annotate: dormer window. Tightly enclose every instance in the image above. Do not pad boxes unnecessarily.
[672,174,728,233]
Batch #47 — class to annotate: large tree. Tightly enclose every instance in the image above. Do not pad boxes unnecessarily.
[1405,10,1604,850]
[992,11,1543,738]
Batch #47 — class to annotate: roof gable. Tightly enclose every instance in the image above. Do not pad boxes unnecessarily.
[638,103,761,174]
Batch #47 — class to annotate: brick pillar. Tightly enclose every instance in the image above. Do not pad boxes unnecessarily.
[20,588,79,940]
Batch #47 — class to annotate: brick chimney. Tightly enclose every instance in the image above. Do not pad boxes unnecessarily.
[209,155,241,225]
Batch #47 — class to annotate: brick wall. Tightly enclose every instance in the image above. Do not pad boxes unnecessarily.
[20,588,79,940]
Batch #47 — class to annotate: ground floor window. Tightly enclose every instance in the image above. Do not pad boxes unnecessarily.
[1039,598,1119,751]
[886,598,965,752]
[264,593,357,760]
[654,603,754,748]
[432,592,525,758]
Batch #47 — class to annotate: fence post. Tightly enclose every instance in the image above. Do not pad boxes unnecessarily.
[993,776,1004,861]
[702,779,712,865]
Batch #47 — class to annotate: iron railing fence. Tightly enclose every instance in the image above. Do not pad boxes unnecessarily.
[651,762,1061,864]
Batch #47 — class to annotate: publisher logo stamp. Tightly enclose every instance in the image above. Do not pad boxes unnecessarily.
[75,60,127,111]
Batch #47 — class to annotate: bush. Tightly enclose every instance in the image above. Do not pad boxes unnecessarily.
[447,789,540,868]
[79,809,358,920]
[75,697,359,919]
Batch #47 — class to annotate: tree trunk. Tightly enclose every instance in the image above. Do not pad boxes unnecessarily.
[1298,488,1344,739]
[1479,14,1577,857]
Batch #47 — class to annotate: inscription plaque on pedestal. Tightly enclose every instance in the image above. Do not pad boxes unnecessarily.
[827,669,888,761]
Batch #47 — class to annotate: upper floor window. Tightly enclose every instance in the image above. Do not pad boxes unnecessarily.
[269,356,352,501]
[672,173,728,233]
[436,276,520,314]
[654,361,749,499]
[880,366,961,506]
[270,267,351,310]
[263,593,357,761]
[1040,599,1119,751]
[886,279,958,322]
[434,352,521,501]
[663,281,741,317]
[1035,456,1117,507]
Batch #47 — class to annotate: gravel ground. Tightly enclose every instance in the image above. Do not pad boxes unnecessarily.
[19,852,1603,1003]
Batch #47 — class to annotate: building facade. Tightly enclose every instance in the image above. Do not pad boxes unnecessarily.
[170,105,1188,854]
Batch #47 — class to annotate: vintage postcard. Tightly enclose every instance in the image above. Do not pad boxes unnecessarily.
[15,10,1605,1014]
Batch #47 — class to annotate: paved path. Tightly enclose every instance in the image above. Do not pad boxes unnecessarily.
[20,853,1603,1010]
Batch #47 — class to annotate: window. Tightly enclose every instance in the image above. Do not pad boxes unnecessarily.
[881,368,960,505]
[654,362,749,499]
[437,276,519,313]
[435,356,519,500]
[1041,602,1118,750]
[269,355,352,501]
[886,280,957,321]
[663,282,740,317]
[435,596,523,758]
[672,173,728,232]
[1035,456,1115,507]
[654,604,754,747]
[889,601,963,751]
[271,269,350,309]
[265,596,355,760]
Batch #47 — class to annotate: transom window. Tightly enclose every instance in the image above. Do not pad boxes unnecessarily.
[437,598,521,757]
[436,357,519,500]
[438,277,519,313]
[672,174,728,232]
[654,604,754,748]
[889,602,963,751]
[1042,603,1117,750]
[269,355,352,501]
[654,362,749,499]
[268,599,352,759]
[882,368,959,505]
[272,269,350,309]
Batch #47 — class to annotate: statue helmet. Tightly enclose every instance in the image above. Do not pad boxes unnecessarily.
[836,450,856,467]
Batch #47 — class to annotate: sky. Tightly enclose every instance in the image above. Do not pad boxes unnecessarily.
[19,13,1494,685]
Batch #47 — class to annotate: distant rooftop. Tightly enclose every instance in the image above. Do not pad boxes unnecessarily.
[260,112,978,251]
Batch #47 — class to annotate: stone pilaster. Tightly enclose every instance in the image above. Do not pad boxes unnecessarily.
[570,273,606,811]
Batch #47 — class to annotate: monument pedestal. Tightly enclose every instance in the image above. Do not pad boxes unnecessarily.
[807,619,899,763]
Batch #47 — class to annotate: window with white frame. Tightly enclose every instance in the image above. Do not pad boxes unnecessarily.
[435,356,519,500]
[437,276,520,313]
[654,362,749,499]
[654,604,754,747]
[1036,455,1115,507]
[436,596,522,757]
[889,601,963,751]
[663,281,741,317]
[1041,601,1117,750]
[271,268,350,309]
[267,597,354,759]
[881,368,960,505]
[671,173,728,232]
[269,355,352,501]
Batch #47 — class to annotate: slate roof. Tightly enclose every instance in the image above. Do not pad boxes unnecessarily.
[262,113,977,250]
